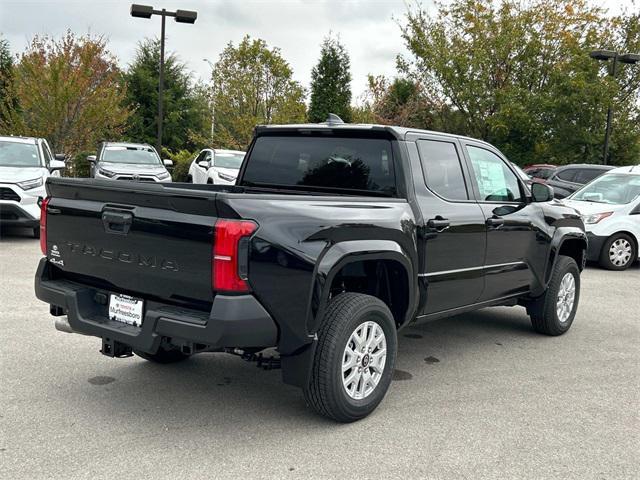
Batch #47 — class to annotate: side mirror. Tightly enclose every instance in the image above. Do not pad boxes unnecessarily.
[55,153,66,161]
[50,159,66,172]
[87,155,96,163]
[531,182,554,202]
[197,160,210,169]
[163,159,173,167]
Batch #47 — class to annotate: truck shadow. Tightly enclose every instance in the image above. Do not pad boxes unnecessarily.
[68,305,540,428]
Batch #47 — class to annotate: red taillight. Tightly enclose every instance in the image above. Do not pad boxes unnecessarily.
[39,197,50,255]
[212,219,257,293]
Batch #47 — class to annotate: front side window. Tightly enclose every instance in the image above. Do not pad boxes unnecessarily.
[574,168,605,184]
[102,146,161,165]
[242,135,396,195]
[0,140,41,167]
[417,139,468,200]
[466,145,523,202]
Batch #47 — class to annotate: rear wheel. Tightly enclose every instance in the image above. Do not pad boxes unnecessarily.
[32,227,40,239]
[528,255,580,336]
[134,347,190,364]
[187,174,193,183]
[599,233,636,270]
[304,293,397,423]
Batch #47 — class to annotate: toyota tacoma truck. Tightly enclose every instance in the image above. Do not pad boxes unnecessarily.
[35,118,587,422]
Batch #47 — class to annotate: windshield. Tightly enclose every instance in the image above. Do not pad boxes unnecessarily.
[571,174,640,205]
[242,135,396,196]
[214,152,244,169]
[102,146,161,165]
[0,141,41,167]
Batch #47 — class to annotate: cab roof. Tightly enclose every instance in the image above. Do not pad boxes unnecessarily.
[255,122,494,148]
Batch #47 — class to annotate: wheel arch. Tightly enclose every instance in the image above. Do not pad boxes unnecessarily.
[543,229,587,287]
[308,240,417,336]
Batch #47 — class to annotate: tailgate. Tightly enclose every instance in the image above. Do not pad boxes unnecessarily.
[44,179,218,306]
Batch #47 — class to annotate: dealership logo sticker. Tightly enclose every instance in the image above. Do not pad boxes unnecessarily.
[50,245,60,257]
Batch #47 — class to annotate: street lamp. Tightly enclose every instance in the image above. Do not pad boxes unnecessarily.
[590,49,640,165]
[203,58,215,144]
[130,4,197,154]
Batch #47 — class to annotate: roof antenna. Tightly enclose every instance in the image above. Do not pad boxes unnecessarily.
[324,113,344,125]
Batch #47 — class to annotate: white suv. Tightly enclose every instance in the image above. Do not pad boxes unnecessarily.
[0,136,65,237]
[188,149,245,185]
[564,165,640,270]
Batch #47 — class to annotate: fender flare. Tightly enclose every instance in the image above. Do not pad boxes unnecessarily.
[543,228,588,288]
[281,239,417,389]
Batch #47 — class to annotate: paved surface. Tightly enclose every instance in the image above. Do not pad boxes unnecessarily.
[1,228,639,480]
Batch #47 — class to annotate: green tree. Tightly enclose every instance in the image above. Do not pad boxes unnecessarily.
[0,32,129,164]
[308,36,352,123]
[123,39,210,153]
[0,36,14,122]
[211,36,306,149]
[398,0,640,166]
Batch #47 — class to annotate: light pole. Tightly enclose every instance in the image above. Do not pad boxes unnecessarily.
[203,58,215,145]
[590,50,640,165]
[130,4,197,154]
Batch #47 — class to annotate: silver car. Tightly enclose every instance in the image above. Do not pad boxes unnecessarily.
[88,142,173,182]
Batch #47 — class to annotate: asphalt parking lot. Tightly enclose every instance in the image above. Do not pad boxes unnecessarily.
[1,228,638,480]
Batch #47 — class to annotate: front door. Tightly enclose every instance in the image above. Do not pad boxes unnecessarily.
[414,137,487,314]
[462,142,539,300]
[193,150,212,184]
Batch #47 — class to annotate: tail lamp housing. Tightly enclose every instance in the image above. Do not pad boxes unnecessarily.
[39,197,50,255]
[212,219,257,293]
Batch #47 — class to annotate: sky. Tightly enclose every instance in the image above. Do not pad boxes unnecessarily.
[0,0,637,101]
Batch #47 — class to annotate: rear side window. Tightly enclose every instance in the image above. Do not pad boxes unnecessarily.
[574,168,605,184]
[556,169,577,182]
[242,135,396,195]
[417,140,468,200]
[536,168,555,180]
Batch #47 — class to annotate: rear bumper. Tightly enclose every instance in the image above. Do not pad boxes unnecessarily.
[34,259,278,353]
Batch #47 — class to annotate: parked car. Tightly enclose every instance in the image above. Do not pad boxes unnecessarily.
[523,164,557,181]
[188,149,245,185]
[511,162,533,188]
[546,164,614,198]
[87,142,172,182]
[0,136,65,237]
[35,119,587,422]
[563,165,640,270]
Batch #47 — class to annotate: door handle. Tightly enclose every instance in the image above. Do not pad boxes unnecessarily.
[427,216,450,232]
[486,216,505,228]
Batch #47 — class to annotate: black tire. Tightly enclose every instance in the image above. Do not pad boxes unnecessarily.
[528,255,580,336]
[134,347,190,364]
[32,227,40,239]
[598,233,636,271]
[187,175,193,183]
[304,293,397,423]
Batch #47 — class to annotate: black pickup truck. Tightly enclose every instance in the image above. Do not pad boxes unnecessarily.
[35,119,587,422]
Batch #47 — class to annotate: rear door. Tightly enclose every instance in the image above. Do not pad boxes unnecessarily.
[412,135,487,314]
[460,141,539,300]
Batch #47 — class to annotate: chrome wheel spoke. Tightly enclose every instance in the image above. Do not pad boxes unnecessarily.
[556,272,576,323]
[342,320,387,400]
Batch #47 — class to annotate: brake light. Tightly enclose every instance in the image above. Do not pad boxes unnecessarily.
[39,197,50,255]
[212,219,257,292]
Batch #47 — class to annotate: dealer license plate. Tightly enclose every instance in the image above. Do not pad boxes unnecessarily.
[108,293,144,327]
